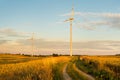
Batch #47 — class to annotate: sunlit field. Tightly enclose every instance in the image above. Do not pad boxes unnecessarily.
[77,56,120,80]
[0,54,119,80]
[0,54,71,80]
[0,54,42,64]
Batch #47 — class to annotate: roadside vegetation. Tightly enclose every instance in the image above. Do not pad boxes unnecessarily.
[52,62,66,80]
[67,56,94,80]
[76,56,120,80]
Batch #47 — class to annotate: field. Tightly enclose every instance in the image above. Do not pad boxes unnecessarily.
[0,54,120,80]
[0,54,41,64]
[0,54,71,80]
[77,56,120,80]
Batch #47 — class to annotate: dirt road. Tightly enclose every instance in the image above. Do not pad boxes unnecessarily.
[63,64,72,80]
[73,64,95,80]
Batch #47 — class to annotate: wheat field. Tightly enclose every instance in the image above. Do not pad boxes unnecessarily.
[79,56,120,79]
[0,54,71,80]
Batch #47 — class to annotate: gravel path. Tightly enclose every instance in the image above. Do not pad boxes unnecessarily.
[63,64,72,80]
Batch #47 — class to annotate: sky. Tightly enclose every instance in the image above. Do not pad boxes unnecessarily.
[0,0,120,55]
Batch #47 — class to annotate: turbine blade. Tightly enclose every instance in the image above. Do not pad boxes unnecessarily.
[71,5,74,18]
[64,19,70,22]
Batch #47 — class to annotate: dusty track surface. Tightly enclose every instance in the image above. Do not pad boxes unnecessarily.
[63,64,72,80]
[73,64,95,80]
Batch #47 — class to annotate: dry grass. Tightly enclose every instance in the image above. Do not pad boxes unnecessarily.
[80,56,120,79]
[0,54,40,64]
[0,56,71,80]
[81,56,120,69]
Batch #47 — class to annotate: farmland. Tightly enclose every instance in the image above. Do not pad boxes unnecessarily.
[77,56,120,80]
[0,54,71,80]
[0,54,120,80]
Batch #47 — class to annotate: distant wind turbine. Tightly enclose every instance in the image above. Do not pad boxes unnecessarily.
[64,6,74,56]
[30,33,35,56]
[19,32,38,56]
[27,32,35,56]
[26,32,42,56]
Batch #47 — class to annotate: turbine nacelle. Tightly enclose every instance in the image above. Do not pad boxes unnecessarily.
[64,7,74,22]
[64,18,74,22]
[69,18,74,21]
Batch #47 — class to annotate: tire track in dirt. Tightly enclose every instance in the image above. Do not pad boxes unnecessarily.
[63,64,72,80]
[73,63,95,80]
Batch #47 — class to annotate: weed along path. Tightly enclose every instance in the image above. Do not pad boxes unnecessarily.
[63,64,72,80]
[63,56,95,80]
[73,63,95,80]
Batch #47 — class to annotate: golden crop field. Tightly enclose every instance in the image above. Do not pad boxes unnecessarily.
[0,54,119,80]
[81,56,120,68]
[79,56,120,79]
[0,54,41,64]
[0,54,71,80]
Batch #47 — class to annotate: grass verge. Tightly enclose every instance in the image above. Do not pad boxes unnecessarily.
[52,62,66,80]
[66,57,87,80]
[76,56,115,80]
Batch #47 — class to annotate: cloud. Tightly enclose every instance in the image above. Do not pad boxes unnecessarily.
[0,40,9,45]
[76,20,109,30]
[61,12,120,30]
[16,39,120,51]
[0,36,4,39]
[73,41,120,50]
[16,39,69,49]
[106,17,120,29]
[77,12,120,18]
[0,28,28,37]
[62,12,120,18]
[1,39,120,55]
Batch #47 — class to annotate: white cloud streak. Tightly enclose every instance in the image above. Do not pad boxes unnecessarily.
[62,12,120,18]
[61,12,120,30]
[1,38,120,55]
[0,28,28,37]
[9,39,120,50]
[1,39,120,55]
[0,40,9,44]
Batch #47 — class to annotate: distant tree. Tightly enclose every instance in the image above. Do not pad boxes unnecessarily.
[116,54,120,56]
[52,53,59,57]
[59,54,62,56]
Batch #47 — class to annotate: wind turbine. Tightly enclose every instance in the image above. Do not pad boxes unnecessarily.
[64,6,74,56]
[26,32,35,56]
[19,32,37,56]
[30,33,35,56]
[27,32,42,56]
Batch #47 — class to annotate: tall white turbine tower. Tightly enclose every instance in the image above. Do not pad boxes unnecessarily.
[64,7,74,56]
